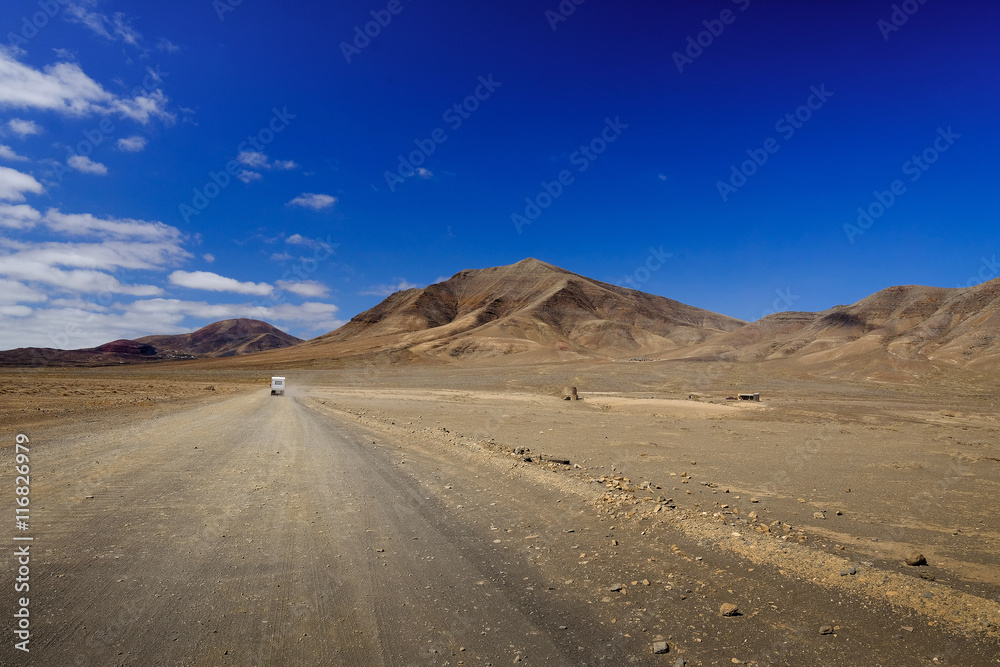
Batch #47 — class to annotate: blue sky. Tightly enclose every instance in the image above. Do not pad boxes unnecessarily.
[1,0,998,349]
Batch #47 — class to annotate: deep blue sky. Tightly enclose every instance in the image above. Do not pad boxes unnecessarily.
[1,0,998,348]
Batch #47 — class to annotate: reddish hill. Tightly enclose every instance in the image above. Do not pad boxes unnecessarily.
[137,319,303,358]
[0,319,302,367]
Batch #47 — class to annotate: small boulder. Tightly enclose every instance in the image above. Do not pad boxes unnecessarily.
[719,603,740,617]
[652,641,669,654]
[905,552,927,566]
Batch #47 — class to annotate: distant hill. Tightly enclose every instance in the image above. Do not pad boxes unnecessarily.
[0,319,302,367]
[137,318,303,358]
[261,258,746,364]
[666,278,1000,378]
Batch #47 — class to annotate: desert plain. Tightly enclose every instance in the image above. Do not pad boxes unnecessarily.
[2,358,998,666]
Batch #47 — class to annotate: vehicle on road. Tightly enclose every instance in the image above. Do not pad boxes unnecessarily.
[270,376,285,396]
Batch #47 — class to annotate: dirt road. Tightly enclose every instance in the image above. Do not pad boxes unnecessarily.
[2,386,998,665]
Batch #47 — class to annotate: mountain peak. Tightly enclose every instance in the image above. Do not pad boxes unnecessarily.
[312,258,745,360]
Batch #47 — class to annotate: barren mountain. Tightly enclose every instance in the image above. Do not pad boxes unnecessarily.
[668,278,1000,378]
[137,318,303,358]
[282,258,746,363]
[0,319,302,367]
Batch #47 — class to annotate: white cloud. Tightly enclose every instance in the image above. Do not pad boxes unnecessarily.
[285,234,337,252]
[168,270,273,296]
[0,166,44,201]
[65,3,142,46]
[0,305,31,317]
[416,167,432,179]
[276,279,329,298]
[360,279,419,297]
[202,253,215,263]
[43,209,181,241]
[236,152,297,173]
[117,135,147,152]
[0,50,172,124]
[0,256,164,295]
[287,193,336,210]
[0,207,187,303]
[237,170,262,184]
[237,151,269,168]
[0,204,41,229]
[6,119,42,137]
[7,239,187,272]
[0,279,47,305]
[0,145,28,161]
[157,38,180,53]
[67,154,108,175]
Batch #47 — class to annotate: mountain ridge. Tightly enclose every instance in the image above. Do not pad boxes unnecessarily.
[0,319,302,367]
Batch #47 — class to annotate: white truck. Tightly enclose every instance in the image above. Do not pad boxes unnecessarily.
[270,376,285,396]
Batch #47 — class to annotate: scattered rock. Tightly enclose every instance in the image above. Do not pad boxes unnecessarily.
[901,626,914,633]
[819,625,834,635]
[513,447,526,455]
[610,584,623,592]
[920,572,936,581]
[750,497,759,503]
[719,603,740,617]
[673,659,687,667]
[905,552,927,566]
[652,641,669,654]
[813,512,826,520]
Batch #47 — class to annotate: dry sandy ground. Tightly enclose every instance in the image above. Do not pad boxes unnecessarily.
[1,361,998,665]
